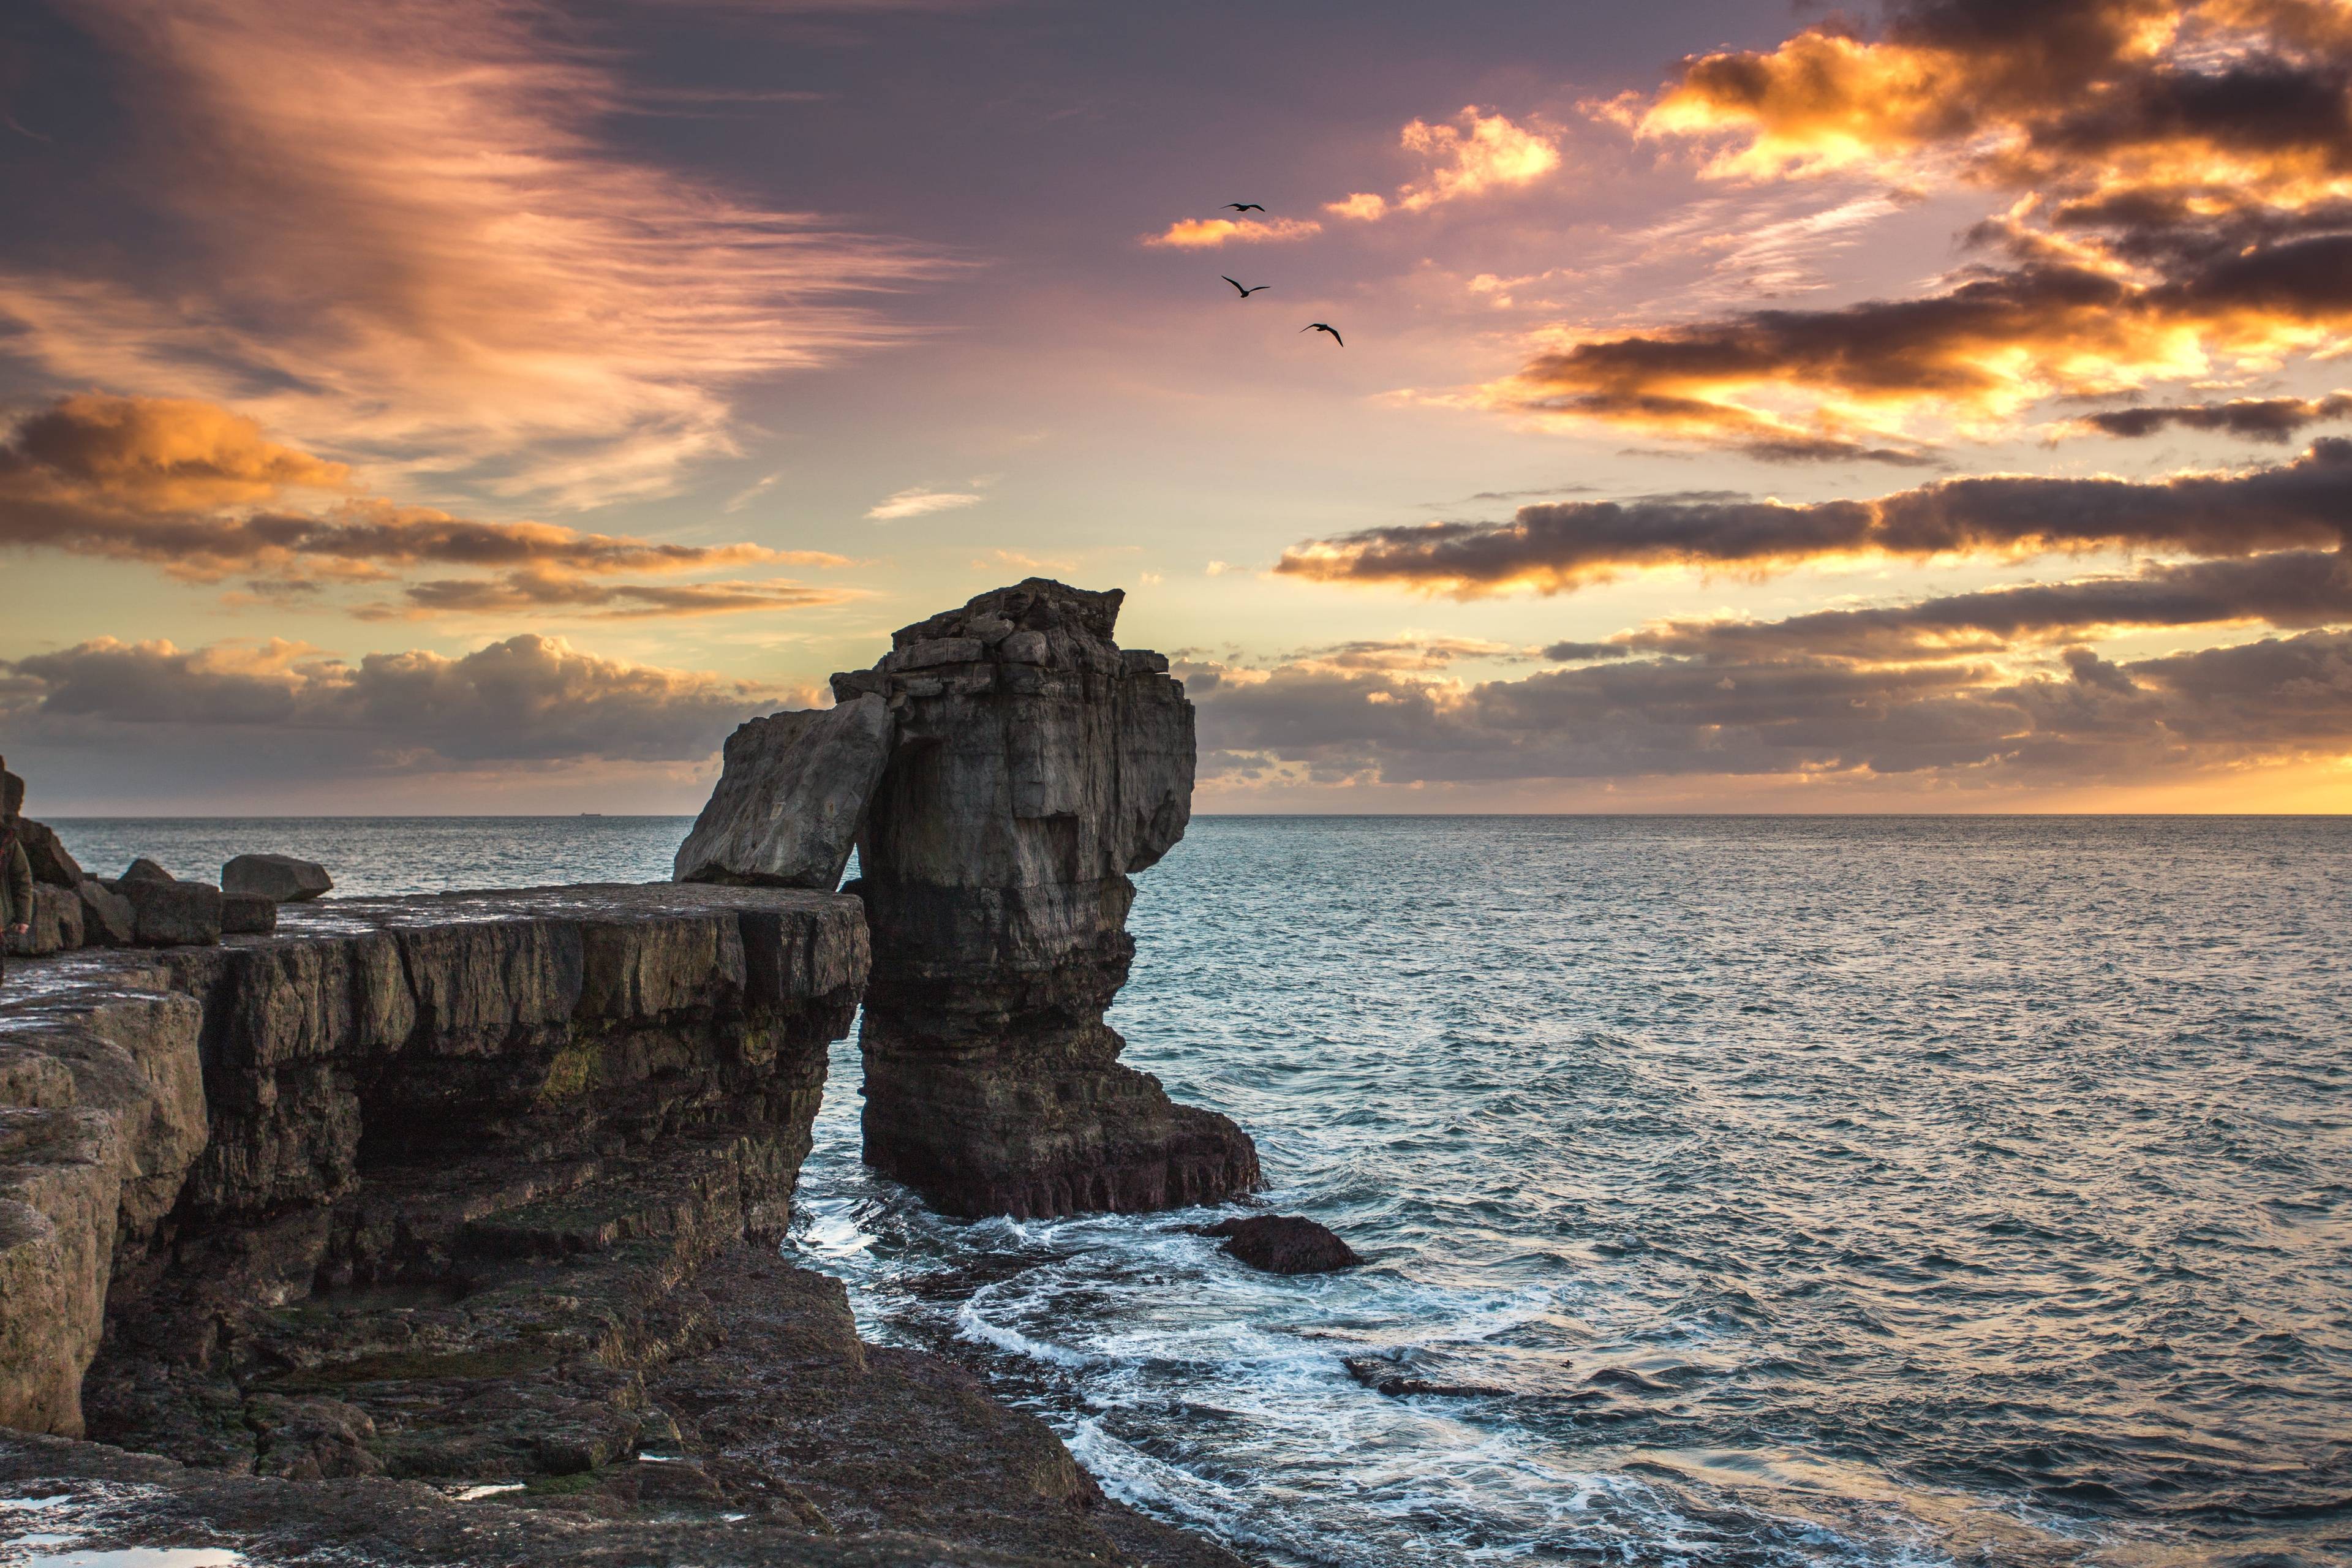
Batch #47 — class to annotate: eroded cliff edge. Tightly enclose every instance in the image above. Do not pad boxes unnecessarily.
[1,885,1240,1567]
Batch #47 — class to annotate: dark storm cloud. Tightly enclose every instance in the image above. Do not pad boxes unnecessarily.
[1276,440,2352,593]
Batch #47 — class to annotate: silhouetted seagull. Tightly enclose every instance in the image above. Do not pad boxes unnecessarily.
[1225,202,1266,213]
[1302,322,1344,346]
[1223,276,1271,298]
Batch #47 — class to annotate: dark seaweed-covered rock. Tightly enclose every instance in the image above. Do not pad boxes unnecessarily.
[1341,1358,1506,1399]
[1196,1214,1362,1274]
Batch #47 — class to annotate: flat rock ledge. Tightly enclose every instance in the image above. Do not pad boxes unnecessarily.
[1,884,1238,1568]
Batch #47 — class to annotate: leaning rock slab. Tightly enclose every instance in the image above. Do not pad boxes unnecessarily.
[221,853,333,903]
[17,819,84,888]
[674,694,893,889]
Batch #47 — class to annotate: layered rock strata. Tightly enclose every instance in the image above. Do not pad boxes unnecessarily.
[0,884,862,1444]
[835,580,1257,1218]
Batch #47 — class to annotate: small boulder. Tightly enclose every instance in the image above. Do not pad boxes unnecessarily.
[119,858,176,886]
[674,693,895,890]
[4,883,83,956]
[13,820,83,888]
[221,891,279,935]
[122,878,223,947]
[222,853,333,903]
[77,879,135,946]
[1194,1214,1363,1275]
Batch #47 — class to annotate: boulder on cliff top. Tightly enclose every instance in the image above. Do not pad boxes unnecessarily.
[121,878,222,947]
[673,693,893,891]
[1194,1214,1362,1274]
[219,891,277,935]
[222,853,333,903]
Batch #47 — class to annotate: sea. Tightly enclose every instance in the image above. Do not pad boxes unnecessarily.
[45,815,2352,1568]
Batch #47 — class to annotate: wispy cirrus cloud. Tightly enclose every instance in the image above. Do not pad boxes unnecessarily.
[866,484,984,520]
[0,0,944,508]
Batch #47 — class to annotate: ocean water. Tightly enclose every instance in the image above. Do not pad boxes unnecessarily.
[44,816,2352,1567]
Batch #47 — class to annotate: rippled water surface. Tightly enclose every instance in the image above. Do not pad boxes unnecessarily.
[48,816,2352,1566]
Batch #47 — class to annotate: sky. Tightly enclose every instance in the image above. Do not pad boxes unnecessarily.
[2,0,2350,813]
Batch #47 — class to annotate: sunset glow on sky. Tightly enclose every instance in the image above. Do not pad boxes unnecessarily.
[3,0,2350,812]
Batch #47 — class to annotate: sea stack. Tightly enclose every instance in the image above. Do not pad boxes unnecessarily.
[682,578,1259,1219]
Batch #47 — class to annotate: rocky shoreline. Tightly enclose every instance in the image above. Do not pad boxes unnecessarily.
[1,885,1245,1566]
[1,581,1280,1566]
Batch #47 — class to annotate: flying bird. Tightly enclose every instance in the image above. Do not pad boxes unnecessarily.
[1302,322,1343,346]
[1223,276,1270,298]
[1225,202,1265,213]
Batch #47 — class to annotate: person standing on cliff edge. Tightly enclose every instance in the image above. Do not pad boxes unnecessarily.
[0,758,33,984]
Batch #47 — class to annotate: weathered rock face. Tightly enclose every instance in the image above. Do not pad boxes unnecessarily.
[0,884,864,1444]
[831,579,1258,1219]
[674,693,894,889]
[222,853,333,903]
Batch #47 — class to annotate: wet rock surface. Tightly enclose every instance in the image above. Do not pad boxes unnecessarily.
[836,579,1259,1219]
[1195,1215,1362,1274]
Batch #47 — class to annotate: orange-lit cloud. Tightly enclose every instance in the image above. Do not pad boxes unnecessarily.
[1476,1,2352,456]
[0,0,943,507]
[1142,216,1324,248]
[0,393,845,612]
[1325,108,1562,221]
[1276,440,2352,595]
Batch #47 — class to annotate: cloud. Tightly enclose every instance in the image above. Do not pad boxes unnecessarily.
[1142,216,1324,248]
[2,633,778,764]
[866,485,983,520]
[2070,390,2352,439]
[0,393,845,614]
[1183,625,2352,790]
[1480,2,2352,456]
[1327,108,1562,222]
[1544,550,2352,663]
[0,0,943,507]
[1276,439,2352,595]
[357,570,855,620]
